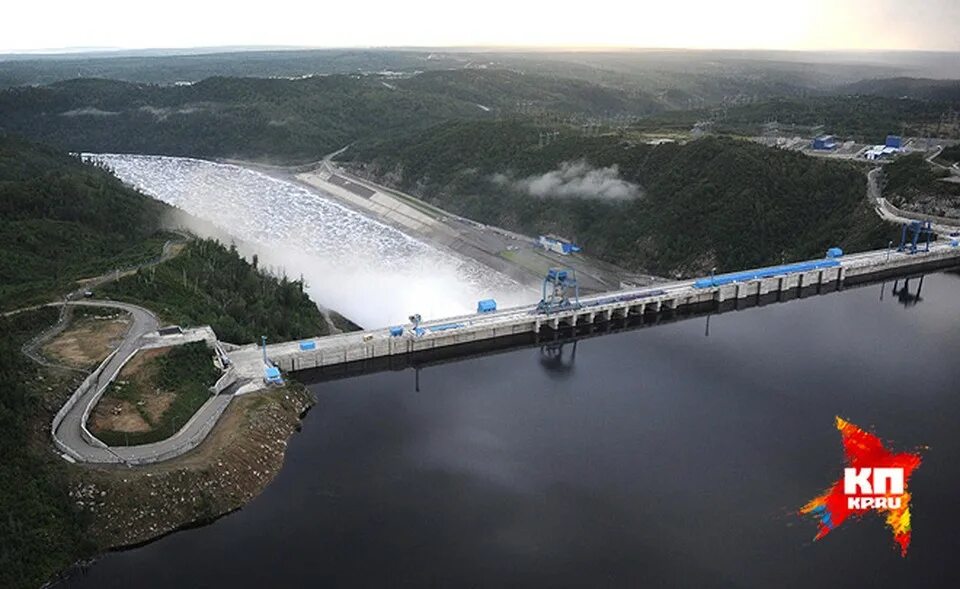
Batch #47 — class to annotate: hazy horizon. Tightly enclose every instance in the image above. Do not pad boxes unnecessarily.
[5,45,960,58]
[5,0,960,54]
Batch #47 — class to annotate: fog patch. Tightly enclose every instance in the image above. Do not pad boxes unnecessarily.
[139,105,206,121]
[91,154,535,329]
[495,160,641,201]
[60,107,120,117]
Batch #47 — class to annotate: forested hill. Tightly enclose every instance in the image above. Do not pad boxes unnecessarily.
[0,76,484,163]
[633,95,952,142]
[0,135,340,344]
[0,134,168,308]
[344,122,894,276]
[0,70,655,163]
[838,77,960,104]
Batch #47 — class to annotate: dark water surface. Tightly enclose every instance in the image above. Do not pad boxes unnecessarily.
[64,272,960,588]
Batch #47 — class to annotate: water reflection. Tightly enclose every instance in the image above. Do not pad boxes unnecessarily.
[892,276,925,308]
[59,269,960,589]
[538,341,578,377]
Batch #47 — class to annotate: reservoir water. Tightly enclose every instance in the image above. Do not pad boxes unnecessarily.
[62,270,960,588]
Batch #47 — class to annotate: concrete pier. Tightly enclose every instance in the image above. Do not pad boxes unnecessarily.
[227,243,960,377]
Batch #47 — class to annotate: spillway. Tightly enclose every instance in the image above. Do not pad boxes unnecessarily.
[87,154,535,327]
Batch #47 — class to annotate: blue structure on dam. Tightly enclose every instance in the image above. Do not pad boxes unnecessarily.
[693,259,840,288]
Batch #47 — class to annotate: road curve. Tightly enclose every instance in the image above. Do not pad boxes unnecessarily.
[867,167,960,234]
[50,299,244,465]
[52,300,159,463]
[27,233,242,466]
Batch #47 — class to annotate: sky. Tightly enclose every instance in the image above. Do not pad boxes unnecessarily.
[3,0,960,53]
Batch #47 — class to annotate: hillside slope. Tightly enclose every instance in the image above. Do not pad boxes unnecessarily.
[0,136,338,589]
[0,70,661,163]
[0,134,169,308]
[345,122,895,276]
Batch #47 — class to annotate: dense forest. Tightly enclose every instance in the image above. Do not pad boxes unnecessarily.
[102,239,331,343]
[839,77,960,104]
[0,308,91,589]
[4,48,945,103]
[345,122,895,275]
[0,70,656,163]
[0,49,455,88]
[0,134,168,310]
[940,144,960,164]
[633,95,952,142]
[884,154,951,194]
[882,153,960,216]
[4,63,955,166]
[0,138,337,588]
[0,76,481,162]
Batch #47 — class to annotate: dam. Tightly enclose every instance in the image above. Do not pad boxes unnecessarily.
[226,241,960,379]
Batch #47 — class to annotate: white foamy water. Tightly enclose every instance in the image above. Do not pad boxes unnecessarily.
[87,154,534,328]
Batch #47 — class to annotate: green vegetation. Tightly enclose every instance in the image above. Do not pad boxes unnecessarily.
[882,154,960,217]
[102,239,330,343]
[93,342,221,447]
[634,96,950,142]
[840,77,960,104]
[0,76,489,163]
[0,70,656,164]
[0,308,92,589]
[939,144,960,164]
[346,121,895,275]
[884,154,950,194]
[401,69,660,116]
[0,49,453,88]
[0,136,343,588]
[0,134,169,310]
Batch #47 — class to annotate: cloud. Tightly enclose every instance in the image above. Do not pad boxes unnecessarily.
[497,160,641,201]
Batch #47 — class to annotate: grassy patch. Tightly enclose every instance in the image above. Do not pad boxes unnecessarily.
[41,309,131,370]
[92,342,221,446]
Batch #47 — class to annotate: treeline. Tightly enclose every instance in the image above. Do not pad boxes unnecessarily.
[0,49,448,88]
[0,70,659,163]
[0,134,168,310]
[0,308,91,589]
[940,144,960,164]
[634,95,951,142]
[0,75,489,163]
[102,239,330,344]
[346,121,895,276]
[882,153,960,211]
[884,154,950,194]
[401,69,661,116]
[839,77,960,104]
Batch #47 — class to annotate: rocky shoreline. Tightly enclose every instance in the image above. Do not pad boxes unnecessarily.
[66,384,314,552]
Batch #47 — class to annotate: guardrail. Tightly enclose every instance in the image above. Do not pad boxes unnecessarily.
[62,346,240,465]
[123,391,239,465]
[77,346,142,452]
[878,198,960,229]
[50,346,122,462]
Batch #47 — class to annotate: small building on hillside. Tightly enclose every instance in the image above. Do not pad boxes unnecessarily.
[812,135,837,150]
[538,234,581,256]
[885,135,903,149]
[865,145,900,160]
[691,121,713,139]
